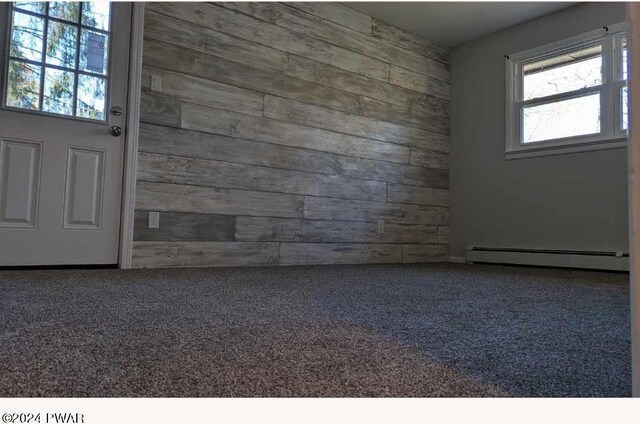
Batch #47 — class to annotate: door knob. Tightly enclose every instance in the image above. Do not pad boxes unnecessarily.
[109,125,122,137]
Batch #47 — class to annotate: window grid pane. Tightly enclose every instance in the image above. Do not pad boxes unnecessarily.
[522,44,603,101]
[42,67,74,115]
[6,59,41,109]
[79,28,109,75]
[522,93,601,143]
[77,74,106,119]
[621,38,628,81]
[622,86,628,131]
[82,2,110,31]
[45,21,78,69]
[4,2,110,121]
[48,2,80,24]
[9,10,45,61]
[13,1,46,15]
[37,6,48,111]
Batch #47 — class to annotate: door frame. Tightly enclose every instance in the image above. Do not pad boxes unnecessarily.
[629,2,640,397]
[118,2,144,269]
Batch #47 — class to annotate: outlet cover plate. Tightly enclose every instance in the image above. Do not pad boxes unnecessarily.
[151,74,162,92]
[148,211,160,229]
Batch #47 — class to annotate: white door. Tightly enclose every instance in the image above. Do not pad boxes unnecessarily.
[0,2,130,266]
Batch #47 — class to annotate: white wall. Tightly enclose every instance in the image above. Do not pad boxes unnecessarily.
[449,2,628,258]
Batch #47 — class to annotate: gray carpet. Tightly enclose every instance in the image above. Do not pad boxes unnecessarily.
[0,263,630,397]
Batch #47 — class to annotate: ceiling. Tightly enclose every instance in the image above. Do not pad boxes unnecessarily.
[344,2,578,47]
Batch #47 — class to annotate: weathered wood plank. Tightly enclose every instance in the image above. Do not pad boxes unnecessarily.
[336,156,448,188]
[286,54,448,109]
[371,18,450,64]
[134,1,451,269]
[136,181,304,218]
[437,226,450,245]
[142,66,263,117]
[279,243,402,265]
[304,196,449,225]
[143,39,358,114]
[360,91,449,120]
[137,152,386,202]
[139,123,340,176]
[390,65,452,98]
[408,148,450,170]
[357,96,449,135]
[284,2,372,35]
[144,10,288,74]
[181,102,410,164]
[147,2,390,81]
[132,241,279,268]
[140,92,181,127]
[263,95,449,153]
[386,184,449,207]
[411,93,452,119]
[133,211,236,242]
[402,244,448,263]
[220,2,450,83]
[236,217,439,244]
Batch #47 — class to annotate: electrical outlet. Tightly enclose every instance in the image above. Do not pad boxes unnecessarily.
[148,211,160,229]
[377,220,384,234]
[151,74,162,92]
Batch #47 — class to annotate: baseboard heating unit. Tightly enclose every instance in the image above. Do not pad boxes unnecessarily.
[465,247,629,271]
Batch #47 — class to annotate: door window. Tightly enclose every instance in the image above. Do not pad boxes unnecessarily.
[4,1,111,120]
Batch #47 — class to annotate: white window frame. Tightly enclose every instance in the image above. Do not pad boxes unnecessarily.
[505,23,628,159]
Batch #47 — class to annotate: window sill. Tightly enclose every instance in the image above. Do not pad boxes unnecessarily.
[505,137,627,160]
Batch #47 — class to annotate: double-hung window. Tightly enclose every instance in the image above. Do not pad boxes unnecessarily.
[505,23,628,158]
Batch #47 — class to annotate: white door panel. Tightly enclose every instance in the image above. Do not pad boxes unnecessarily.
[63,146,105,229]
[0,138,42,227]
[0,2,131,266]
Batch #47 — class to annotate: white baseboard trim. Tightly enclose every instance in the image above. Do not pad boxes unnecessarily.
[449,256,467,264]
[465,248,629,271]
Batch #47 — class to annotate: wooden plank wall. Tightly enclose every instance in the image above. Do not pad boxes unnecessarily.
[132,2,451,268]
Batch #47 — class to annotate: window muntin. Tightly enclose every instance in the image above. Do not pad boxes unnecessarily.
[506,24,628,156]
[4,2,111,121]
